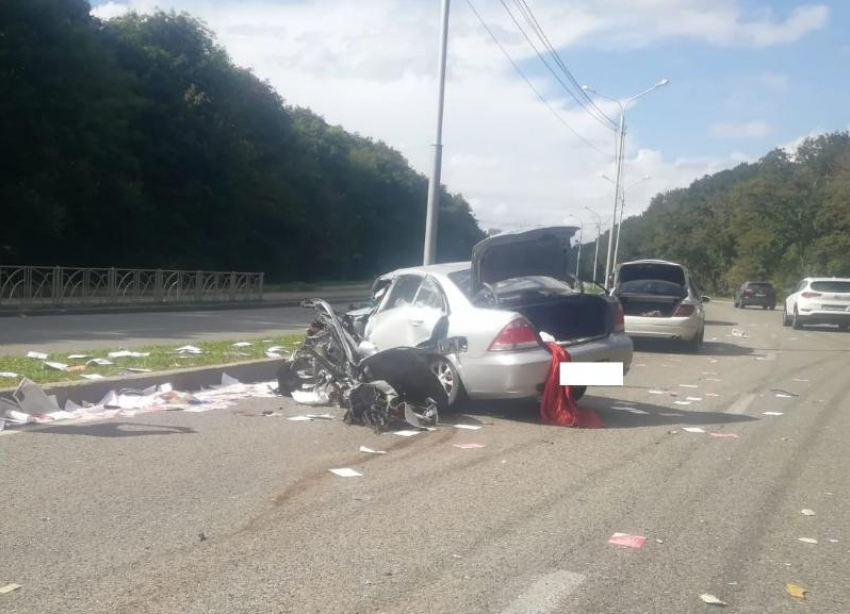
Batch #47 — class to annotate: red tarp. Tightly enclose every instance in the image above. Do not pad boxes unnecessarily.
[540,342,604,428]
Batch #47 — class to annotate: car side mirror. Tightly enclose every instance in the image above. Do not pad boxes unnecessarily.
[702,295,712,303]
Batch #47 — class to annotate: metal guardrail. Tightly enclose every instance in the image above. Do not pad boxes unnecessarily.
[0,266,264,308]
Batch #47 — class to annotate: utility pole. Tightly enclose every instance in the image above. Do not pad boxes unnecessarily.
[575,224,583,277]
[613,175,650,269]
[583,207,603,284]
[583,80,669,289]
[423,0,451,266]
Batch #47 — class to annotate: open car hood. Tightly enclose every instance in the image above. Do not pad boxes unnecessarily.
[470,226,578,295]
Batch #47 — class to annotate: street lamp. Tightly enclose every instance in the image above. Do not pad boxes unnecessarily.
[600,174,651,268]
[567,214,584,278]
[583,79,669,288]
[583,207,605,284]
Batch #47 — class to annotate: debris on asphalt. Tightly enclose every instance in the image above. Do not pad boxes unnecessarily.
[26,351,48,360]
[679,384,699,388]
[797,537,818,544]
[453,443,485,449]
[287,415,313,421]
[648,390,665,395]
[608,533,647,549]
[731,328,748,338]
[392,430,421,437]
[359,446,387,454]
[770,388,799,397]
[86,358,114,366]
[705,393,721,397]
[329,468,362,478]
[0,584,21,594]
[828,538,838,543]
[232,341,252,348]
[686,396,702,401]
[674,401,692,406]
[785,583,807,600]
[175,345,203,355]
[683,427,705,433]
[80,374,105,380]
[292,389,330,406]
[801,509,816,516]
[792,378,810,382]
[762,412,783,416]
[659,412,685,417]
[708,433,738,439]
[699,593,726,606]
[453,424,482,430]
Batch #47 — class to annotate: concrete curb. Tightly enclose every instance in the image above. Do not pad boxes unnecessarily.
[0,358,284,408]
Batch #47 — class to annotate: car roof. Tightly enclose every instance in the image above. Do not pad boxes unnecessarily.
[618,259,688,271]
[804,277,850,282]
[379,261,470,279]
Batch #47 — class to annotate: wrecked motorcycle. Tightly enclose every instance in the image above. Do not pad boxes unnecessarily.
[277,299,467,432]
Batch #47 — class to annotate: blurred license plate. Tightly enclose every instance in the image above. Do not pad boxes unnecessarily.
[755,293,765,297]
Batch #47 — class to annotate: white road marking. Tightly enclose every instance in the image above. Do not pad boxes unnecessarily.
[726,393,757,415]
[500,571,586,614]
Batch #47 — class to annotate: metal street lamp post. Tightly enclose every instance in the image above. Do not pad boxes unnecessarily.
[582,80,669,288]
[423,0,451,266]
[567,214,584,278]
[613,175,651,269]
[583,207,604,284]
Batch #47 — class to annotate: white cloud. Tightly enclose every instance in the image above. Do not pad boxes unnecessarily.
[711,120,772,139]
[90,1,130,20]
[92,0,824,229]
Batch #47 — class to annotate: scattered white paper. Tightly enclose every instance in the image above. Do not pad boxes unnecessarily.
[306,413,333,420]
[705,393,721,398]
[797,537,818,544]
[0,371,19,378]
[86,358,114,366]
[232,341,252,348]
[699,593,727,606]
[287,415,313,421]
[67,354,89,360]
[453,424,482,430]
[43,361,68,371]
[265,350,282,358]
[292,389,330,406]
[221,373,241,387]
[453,443,485,449]
[393,430,421,437]
[329,468,362,478]
[792,378,810,382]
[108,350,150,358]
[775,393,794,399]
[26,351,48,360]
[801,509,816,516]
[762,411,783,416]
[683,427,705,433]
[679,384,699,388]
[12,379,60,414]
[685,397,703,402]
[175,345,203,355]
[80,374,105,380]
[359,446,387,454]
[674,401,692,406]
[648,390,665,395]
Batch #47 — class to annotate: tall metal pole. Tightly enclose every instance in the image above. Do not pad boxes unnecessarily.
[575,224,583,277]
[613,188,626,268]
[603,113,626,289]
[592,224,601,283]
[423,0,451,266]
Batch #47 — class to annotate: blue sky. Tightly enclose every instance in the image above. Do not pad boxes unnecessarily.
[90,0,848,231]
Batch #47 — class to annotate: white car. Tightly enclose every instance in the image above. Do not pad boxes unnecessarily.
[783,277,850,330]
[360,227,633,405]
[611,259,709,351]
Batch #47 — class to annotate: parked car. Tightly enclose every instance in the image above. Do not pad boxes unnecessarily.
[783,277,850,330]
[734,281,776,310]
[611,259,709,351]
[359,227,633,405]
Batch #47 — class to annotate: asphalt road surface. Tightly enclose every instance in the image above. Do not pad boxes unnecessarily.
[0,305,336,355]
[2,301,849,613]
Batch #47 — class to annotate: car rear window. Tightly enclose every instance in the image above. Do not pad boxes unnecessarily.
[748,283,773,291]
[618,263,686,286]
[811,281,850,293]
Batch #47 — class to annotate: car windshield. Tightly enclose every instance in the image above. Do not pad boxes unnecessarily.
[748,283,773,291]
[811,281,850,293]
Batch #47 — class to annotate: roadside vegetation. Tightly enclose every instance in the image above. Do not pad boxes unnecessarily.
[0,335,301,388]
[0,0,485,281]
[588,132,850,295]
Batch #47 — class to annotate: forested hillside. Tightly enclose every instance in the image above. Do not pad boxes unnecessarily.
[594,132,850,294]
[0,0,484,281]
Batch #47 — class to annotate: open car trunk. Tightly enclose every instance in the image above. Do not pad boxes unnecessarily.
[614,262,688,318]
[512,295,612,343]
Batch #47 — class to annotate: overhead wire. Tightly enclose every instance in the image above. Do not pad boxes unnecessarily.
[512,0,616,127]
[463,0,613,159]
[495,0,616,130]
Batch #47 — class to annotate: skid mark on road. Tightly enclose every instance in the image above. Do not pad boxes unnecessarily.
[726,393,757,415]
[500,571,585,614]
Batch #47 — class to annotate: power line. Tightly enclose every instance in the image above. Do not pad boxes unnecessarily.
[496,0,615,131]
[463,0,613,158]
[512,0,615,127]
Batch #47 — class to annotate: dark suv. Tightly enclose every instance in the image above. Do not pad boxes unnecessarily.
[734,281,776,310]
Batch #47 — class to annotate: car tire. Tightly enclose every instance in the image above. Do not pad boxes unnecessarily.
[839,323,850,332]
[792,308,803,330]
[685,327,704,352]
[428,356,465,408]
[762,305,768,310]
[782,306,791,327]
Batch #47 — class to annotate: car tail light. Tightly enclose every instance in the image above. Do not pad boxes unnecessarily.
[744,289,754,296]
[488,318,540,351]
[614,303,625,333]
[801,291,822,298]
[673,304,695,317]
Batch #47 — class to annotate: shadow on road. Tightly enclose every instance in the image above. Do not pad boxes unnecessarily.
[30,422,196,438]
[704,319,738,326]
[455,397,757,430]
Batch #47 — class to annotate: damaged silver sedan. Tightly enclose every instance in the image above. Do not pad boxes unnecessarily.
[358,227,633,406]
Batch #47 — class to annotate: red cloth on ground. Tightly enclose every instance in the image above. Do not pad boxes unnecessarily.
[540,342,604,428]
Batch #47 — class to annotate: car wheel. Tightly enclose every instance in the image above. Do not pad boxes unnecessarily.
[428,356,464,408]
[762,305,768,310]
[782,306,790,327]
[839,323,850,332]
[685,327,704,352]
[792,308,803,330]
